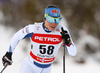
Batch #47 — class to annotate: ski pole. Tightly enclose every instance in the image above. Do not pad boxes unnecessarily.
[63,39,65,73]
[0,63,8,73]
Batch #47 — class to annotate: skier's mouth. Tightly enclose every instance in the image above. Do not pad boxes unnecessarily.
[51,26,55,28]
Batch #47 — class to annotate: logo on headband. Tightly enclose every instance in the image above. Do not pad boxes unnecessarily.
[51,9,59,13]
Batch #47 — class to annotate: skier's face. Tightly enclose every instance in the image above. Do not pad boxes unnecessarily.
[44,19,58,31]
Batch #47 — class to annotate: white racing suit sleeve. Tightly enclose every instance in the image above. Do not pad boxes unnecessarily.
[8,25,34,53]
[65,42,77,56]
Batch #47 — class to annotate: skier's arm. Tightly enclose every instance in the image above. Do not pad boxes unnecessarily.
[65,39,77,56]
[2,25,34,66]
[60,27,77,56]
[8,25,34,53]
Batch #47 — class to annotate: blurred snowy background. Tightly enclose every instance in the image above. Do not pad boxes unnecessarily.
[0,0,100,73]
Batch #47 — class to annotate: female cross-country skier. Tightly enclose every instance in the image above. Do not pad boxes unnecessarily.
[2,5,77,73]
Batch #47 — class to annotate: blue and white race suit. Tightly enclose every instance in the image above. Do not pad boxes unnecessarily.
[8,22,77,73]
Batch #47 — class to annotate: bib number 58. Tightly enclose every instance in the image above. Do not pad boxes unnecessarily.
[39,45,54,55]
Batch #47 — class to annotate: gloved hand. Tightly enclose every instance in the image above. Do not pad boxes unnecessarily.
[60,27,71,45]
[2,52,13,66]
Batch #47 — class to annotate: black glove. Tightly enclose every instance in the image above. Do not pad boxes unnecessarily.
[60,27,71,45]
[2,52,13,66]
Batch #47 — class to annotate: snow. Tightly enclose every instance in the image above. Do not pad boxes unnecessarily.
[52,57,100,73]
[0,11,100,73]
